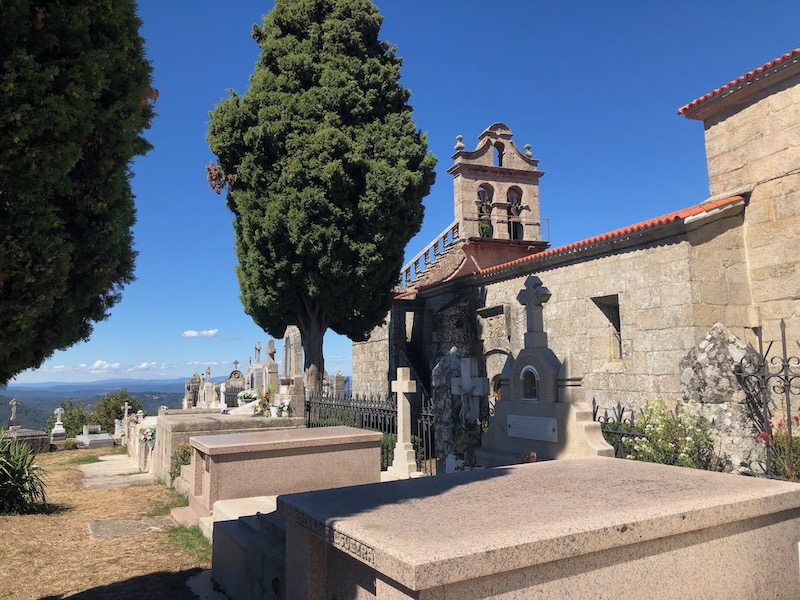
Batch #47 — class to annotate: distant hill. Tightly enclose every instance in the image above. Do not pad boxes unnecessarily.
[0,379,189,431]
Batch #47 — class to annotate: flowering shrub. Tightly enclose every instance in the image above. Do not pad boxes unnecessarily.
[624,400,720,470]
[169,442,193,481]
[278,398,291,411]
[138,427,156,445]
[755,415,800,481]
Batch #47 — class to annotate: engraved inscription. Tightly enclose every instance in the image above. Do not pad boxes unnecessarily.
[507,414,558,442]
[295,512,375,565]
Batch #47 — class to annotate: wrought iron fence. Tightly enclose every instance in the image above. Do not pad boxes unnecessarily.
[591,398,646,458]
[735,319,800,480]
[305,392,396,434]
[305,390,436,475]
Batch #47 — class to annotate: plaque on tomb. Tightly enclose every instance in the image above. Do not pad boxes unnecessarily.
[507,414,558,443]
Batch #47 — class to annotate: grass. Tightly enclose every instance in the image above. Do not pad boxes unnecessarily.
[71,454,102,464]
[167,525,212,564]
[145,490,189,517]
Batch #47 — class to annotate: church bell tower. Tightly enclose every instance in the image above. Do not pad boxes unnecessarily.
[447,123,544,242]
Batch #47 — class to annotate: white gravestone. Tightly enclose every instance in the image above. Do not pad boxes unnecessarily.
[387,368,420,479]
[51,406,67,440]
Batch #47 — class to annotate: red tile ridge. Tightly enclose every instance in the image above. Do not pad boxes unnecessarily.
[678,49,800,115]
[394,289,417,300]
[475,196,744,277]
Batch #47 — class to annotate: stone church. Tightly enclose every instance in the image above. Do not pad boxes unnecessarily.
[352,48,800,415]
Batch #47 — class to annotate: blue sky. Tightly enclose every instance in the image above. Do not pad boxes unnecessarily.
[11,0,800,384]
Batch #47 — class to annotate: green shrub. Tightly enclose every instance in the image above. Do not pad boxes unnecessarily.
[624,400,720,470]
[169,442,193,481]
[0,432,47,514]
[45,400,89,438]
[454,420,483,468]
[89,389,143,436]
[756,416,800,481]
[312,414,358,428]
[381,433,425,471]
[62,439,78,450]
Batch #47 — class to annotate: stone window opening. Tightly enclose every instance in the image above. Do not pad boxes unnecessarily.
[507,187,523,240]
[494,142,505,167]
[592,294,623,359]
[520,365,539,401]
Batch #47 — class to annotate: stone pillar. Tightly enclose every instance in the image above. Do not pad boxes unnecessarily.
[387,368,419,478]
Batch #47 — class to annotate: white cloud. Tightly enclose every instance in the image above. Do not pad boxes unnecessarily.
[181,329,219,338]
[52,365,66,371]
[186,361,229,367]
[126,361,168,372]
[89,360,121,374]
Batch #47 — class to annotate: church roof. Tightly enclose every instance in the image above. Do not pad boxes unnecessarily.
[398,195,744,297]
[678,48,800,117]
[476,194,744,277]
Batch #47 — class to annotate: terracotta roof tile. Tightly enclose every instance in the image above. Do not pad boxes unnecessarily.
[475,195,743,277]
[678,49,800,115]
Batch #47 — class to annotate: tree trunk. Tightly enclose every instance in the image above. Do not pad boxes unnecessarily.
[299,318,326,394]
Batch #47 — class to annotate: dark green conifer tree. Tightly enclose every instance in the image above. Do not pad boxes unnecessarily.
[207,0,436,391]
[0,1,155,384]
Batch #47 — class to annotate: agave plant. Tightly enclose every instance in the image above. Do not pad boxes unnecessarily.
[0,431,48,514]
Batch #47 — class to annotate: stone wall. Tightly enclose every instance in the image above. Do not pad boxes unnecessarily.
[700,68,800,346]
[351,319,390,395]
[704,71,800,198]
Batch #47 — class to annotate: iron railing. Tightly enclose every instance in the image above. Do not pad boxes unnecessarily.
[735,319,800,480]
[305,390,436,475]
[591,398,646,458]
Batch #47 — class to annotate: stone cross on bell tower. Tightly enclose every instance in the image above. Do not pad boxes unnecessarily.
[517,275,551,349]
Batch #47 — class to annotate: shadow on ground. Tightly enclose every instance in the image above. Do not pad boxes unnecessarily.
[39,568,204,600]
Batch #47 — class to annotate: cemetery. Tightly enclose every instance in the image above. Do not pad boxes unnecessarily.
[2,5,799,597]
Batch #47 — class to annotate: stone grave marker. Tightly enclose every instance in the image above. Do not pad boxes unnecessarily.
[51,406,67,444]
[478,275,612,465]
[386,368,421,479]
[76,425,114,449]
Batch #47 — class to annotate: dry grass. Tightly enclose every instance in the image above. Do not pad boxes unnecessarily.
[0,447,208,599]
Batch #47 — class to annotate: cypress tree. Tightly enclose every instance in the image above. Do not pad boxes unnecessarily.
[0,1,155,384]
[208,0,436,391]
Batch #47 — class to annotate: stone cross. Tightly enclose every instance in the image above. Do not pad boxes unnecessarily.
[388,368,418,478]
[517,275,551,348]
[54,406,65,425]
[255,341,261,363]
[233,360,240,371]
[122,401,132,419]
[9,398,19,421]
[267,339,276,363]
[451,358,489,423]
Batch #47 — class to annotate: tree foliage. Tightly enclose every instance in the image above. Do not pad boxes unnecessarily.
[207,0,436,389]
[45,400,89,438]
[89,388,142,435]
[0,1,155,384]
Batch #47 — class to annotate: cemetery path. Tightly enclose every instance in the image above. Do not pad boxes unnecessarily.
[0,447,210,600]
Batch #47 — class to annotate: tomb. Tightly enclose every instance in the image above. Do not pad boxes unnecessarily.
[280,458,800,599]
[478,275,613,465]
[188,425,383,518]
[75,425,114,449]
[152,409,304,484]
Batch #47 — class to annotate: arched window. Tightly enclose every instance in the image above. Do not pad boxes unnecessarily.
[520,365,539,401]
[507,187,524,240]
[494,142,505,167]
